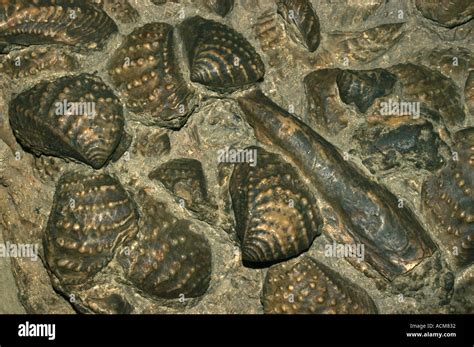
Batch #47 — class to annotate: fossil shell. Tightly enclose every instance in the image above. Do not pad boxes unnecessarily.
[179,16,265,93]
[9,73,125,169]
[277,0,321,52]
[0,46,78,79]
[389,63,466,127]
[336,69,397,113]
[0,0,118,50]
[44,171,139,286]
[118,191,212,299]
[229,146,322,263]
[204,0,234,17]
[107,22,196,129]
[354,121,446,174]
[148,158,212,215]
[237,90,436,280]
[328,23,405,63]
[98,0,139,23]
[304,69,349,135]
[262,256,378,314]
[466,70,474,116]
[422,128,474,269]
[416,0,474,28]
[131,129,170,158]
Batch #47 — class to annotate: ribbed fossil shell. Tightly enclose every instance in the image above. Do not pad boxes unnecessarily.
[9,73,125,169]
[237,90,436,279]
[107,22,196,129]
[0,46,78,79]
[262,256,378,314]
[229,146,322,263]
[328,23,405,63]
[44,171,139,286]
[336,69,397,113]
[422,128,474,269]
[205,0,234,17]
[149,158,212,214]
[0,0,118,50]
[277,0,321,52]
[416,0,474,28]
[118,191,212,299]
[179,16,265,93]
[389,63,465,127]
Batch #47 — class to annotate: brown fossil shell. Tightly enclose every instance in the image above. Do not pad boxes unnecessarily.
[0,46,78,79]
[117,191,212,299]
[328,23,405,63]
[304,68,349,134]
[0,0,118,50]
[107,22,196,129]
[416,0,474,28]
[389,63,466,127]
[237,90,436,280]
[229,146,322,263]
[179,16,265,93]
[148,158,213,215]
[422,128,474,269]
[44,171,139,286]
[336,69,397,113]
[262,256,378,314]
[277,0,321,52]
[9,73,125,169]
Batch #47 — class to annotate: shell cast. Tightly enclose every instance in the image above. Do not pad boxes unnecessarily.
[0,0,117,50]
[107,22,196,128]
[229,146,322,263]
[44,171,139,286]
[9,73,125,169]
[178,16,265,93]
[422,128,474,270]
[262,256,378,314]
[118,191,212,299]
[277,0,321,52]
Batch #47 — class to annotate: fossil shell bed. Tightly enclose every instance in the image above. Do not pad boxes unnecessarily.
[0,0,473,314]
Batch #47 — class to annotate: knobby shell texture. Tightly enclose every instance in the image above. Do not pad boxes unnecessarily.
[0,0,473,315]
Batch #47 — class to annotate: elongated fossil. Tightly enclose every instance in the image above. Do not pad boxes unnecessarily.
[237,90,437,280]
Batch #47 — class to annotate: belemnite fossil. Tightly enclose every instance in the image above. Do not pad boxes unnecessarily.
[0,0,472,315]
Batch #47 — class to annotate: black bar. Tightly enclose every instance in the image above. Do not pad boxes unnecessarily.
[0,314,472,345]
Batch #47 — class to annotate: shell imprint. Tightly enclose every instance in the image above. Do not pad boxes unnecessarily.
[118,191,212,299]
[415,0,474,28]
[237,90,437,280]
[44,171,139,286]
[229,146,322,263]
[0,0,118,49]
[107,22,196,129]
[277,0,321,52]
[336,69,397,113]
[262,256,378,314]
[9,73,125,169]
[178,16,265,93]
[149,158,213,215]
[422,128,474,270]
